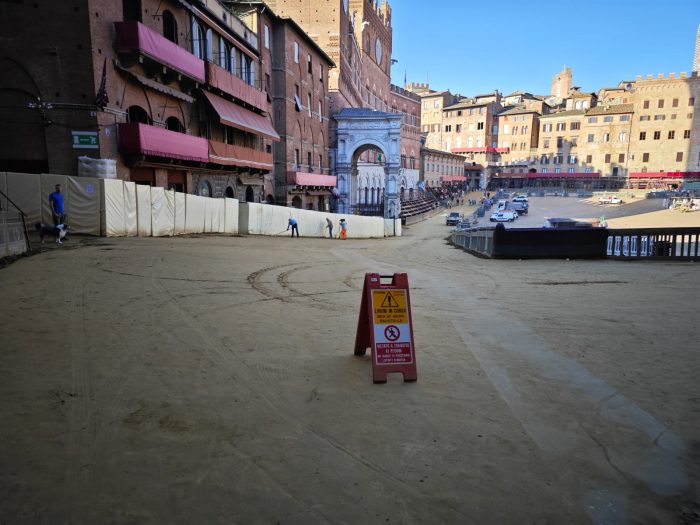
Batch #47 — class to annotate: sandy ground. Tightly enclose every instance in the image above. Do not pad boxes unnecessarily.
[1,200,699,524]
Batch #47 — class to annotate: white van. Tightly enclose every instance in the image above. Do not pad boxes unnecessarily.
[497,199,508,211]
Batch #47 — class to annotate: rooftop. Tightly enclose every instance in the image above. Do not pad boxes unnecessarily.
[585,103,634,116]
[539,109,586,119]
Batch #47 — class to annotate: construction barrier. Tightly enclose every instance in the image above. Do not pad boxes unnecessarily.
[239,202,398,238]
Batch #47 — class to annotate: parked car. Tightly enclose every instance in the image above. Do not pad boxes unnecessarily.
[599,195,622,205]
[490,210,517,222]
[446,212,462,225]
[512,195,529,203]
[505,201,529,214]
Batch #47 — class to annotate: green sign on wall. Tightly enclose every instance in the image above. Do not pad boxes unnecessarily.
[72,131,99,149]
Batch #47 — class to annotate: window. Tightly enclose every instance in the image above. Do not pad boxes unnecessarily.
[568,167,575,173]
[434,100,441,108]
[618,132,627,142]
[307,151,312,171]
[540,155,549,164]
[456,124,462,133]
[653,131,661,140]
[672,98,678,108]
[654,115,665,121]
[513,126,518,135]
[570,122,580,130]
[658,99,664,109]
[604,116,613,123]
[668,130,675,139]
[191,19,203,58]
[492,125,498,134]
[587,134,595,143]
[586,155,592,163]
[556,137,563,148]
[619,115,630,121]
[264,25,270,49]
[640,131,646,140]
[477,122,484,130]
[640,115,650,121]
[205,28,213,61]
[307,54,312,74]
[265,73,270,93]
[445,125,451,132]
[689,113,694,119]
[556,122,566,131]
[127,105,150,124]
[554,168,561,173]
[643,100,650,109]
[684,130,691,139]
[605,154,611,163]
[568,155,576,164]
[588,117,597,124]
[294,149,300,168]
[642,153,649,163]
[571,137,578,147]
[543,123,552,132]
[163,10,177,44]
[503,124,509,134]
[584,167,593,173]
[618,154,625,163]
[676,152,684,162]
[603,133,610,142]
[543,139,550,148]
[318,100,322,122]
[293,42,299,63]
[541,168,548,173]
[522,125,528,134]
[165,116,184,133]
[319,64,323,82]
[690,97,696,106]
[307,94,311,116]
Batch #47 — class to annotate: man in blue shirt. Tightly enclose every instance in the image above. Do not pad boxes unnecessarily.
[49,184,66,226]
[287,217,299,237]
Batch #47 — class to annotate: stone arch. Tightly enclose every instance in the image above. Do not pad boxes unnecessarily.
[335,108,402,218]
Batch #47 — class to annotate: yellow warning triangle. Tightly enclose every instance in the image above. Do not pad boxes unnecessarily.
[380,291,397,308]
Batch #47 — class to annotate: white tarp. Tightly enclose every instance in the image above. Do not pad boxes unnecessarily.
[151,186,174,237]
[103,178,126,236]
[239,203,389,238]
[66,176,101,235]
[185,194,206,234]
[224,198,238,234]
[136,184,152,237]
[124,182,138,236]
[205,198,225,234]
[0,172,7,212]
[7,172,41,225]
[174,191,186,235]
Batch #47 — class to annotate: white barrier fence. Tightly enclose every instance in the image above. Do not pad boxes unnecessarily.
[239,202,399,238]
[1,172,400,239]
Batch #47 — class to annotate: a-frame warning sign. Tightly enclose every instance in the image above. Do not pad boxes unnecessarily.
[355,273,417,383]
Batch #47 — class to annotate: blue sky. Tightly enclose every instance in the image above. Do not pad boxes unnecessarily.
[389,0,699,97]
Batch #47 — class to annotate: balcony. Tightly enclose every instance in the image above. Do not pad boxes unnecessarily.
[287,171,337,187]
[119,123,209,163]
[114,21,205,83]
[208,140,272,171]
[207,62,267,112]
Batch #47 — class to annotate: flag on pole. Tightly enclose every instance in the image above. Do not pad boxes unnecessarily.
[95,58,109,110]
[404,68,407,87]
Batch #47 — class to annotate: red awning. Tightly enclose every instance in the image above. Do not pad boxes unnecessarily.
[287,172,337,187]
[526,172,601,178]
[118,123,208,162]
[203,91,280,141]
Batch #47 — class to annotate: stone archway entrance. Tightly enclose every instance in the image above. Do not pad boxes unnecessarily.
[334,109,402,219]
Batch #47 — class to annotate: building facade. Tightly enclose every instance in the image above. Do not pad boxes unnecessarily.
[421,147,466,188]
[0,0,279,202]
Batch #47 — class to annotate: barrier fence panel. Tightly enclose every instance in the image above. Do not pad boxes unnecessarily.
[606,228,700,260]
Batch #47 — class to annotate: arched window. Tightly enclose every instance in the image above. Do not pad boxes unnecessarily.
[166,116,184,133]
[245,186,254,202]
[249,60,255,86]
[198,180,212,197]
[163,10,177,44]
[191,19,203,59]
[127,105,150,124]
[219,37,228,69]
[575,100,582,110]
[205,28,213,62]
[229,47,238,75]
[240,54,248,81]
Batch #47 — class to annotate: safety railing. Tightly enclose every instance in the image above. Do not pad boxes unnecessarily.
[606,228,700,260]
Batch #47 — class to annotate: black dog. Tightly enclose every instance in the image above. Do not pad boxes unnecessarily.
[35,222,68,244]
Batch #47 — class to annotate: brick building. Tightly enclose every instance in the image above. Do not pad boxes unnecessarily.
[0,0,280,202]
[237,2,335,209]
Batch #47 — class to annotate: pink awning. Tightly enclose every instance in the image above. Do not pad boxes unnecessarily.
[208,140,272,170]
[203,91,280,141]
[207,62,268,112]
[119,123,208,162]
[526,172,601,178]
[114,21,205,82]
[629,172,700,179]
[451,147,509,154]
[287,172,337,187]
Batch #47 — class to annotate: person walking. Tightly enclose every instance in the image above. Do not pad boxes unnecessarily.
[325,217,333,239]
[339,218,347,240]
[49,184,66,226]
[287,217,299,237]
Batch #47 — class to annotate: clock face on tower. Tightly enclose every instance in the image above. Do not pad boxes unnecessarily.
[375,38,382,65]
[342,0,348,14]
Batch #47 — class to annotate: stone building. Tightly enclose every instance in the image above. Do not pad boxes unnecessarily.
[0,0,279,202]
[421,147,466,188]
[493,106,541,173]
